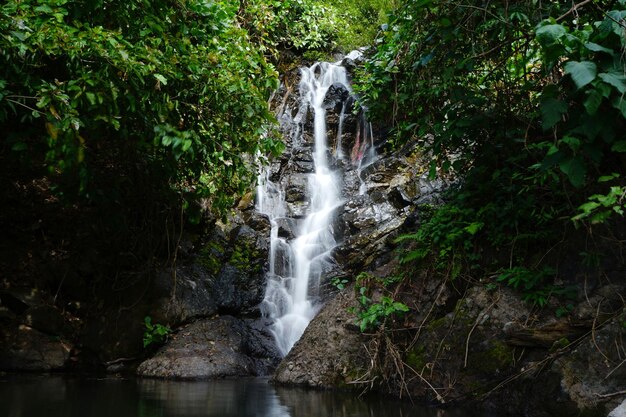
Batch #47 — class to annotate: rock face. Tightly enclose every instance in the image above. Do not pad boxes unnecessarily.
[0,322,71,371]
[73,208,273,369]
[265,61,448,299]
[152,219,270,324]
[137,315,280,379]
[274,270,626,417]
[273,289,368,387]
[0,288,74,371]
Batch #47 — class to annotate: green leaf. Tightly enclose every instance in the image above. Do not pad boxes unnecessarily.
[540,97,567,129]
[464,222,483,235]
[584,89,603,115]
[584,42,613,54]
[11,142,28,151]
[34,5,54,13]
[613,97,626,118]
[599,173,620,182]
[536,24,566,46]
[564,61,597,89]
[153,73,168,85]
[611,141,626,153]
[561,136,581,151]
[598,72,626,94]
[85,92,96,105]
[559,157,586,188]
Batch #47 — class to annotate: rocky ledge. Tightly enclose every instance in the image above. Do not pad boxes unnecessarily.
[137,315,280,379]
[273,272,626,417]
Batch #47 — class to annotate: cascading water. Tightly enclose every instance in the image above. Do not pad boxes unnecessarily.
[258,61,352,356]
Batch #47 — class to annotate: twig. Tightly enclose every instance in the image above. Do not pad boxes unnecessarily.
[591,300,612,364]
[594,3,626,31]
[408,278,448,350]
[596,390,626,399]
[405,362,446,404]
[456,4,510,25]
[464,293,501,368]
[5,98,45,115]
[169,203,185,304]
[557,0,593,21]
[605,358,626,380]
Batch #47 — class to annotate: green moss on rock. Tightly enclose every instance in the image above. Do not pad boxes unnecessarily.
[197,241,225,275]
[406,346,427,371]
[229,239,262,273]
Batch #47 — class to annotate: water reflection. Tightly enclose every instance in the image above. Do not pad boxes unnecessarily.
[0,374,478,417]
[137,378,289,417]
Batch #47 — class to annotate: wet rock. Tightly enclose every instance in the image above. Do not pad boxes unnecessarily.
[272,289,368,388]
[22,304,69,336]
[275,217,299,240]
[340,49,366,69]
[545,310,626,415]
[323,83,350,111]
[0,323,71,371]
[290,146,315,173]
[283,174,308,203]
[137,316,281,379]
[241,211,271,236]
[153,263,219,325]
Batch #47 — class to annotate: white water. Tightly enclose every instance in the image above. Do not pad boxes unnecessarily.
[258,62,350,356]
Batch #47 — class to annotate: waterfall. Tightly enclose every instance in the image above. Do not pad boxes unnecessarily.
[258,61,350,356]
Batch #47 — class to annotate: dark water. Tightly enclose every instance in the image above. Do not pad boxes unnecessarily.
[0,374,480,417]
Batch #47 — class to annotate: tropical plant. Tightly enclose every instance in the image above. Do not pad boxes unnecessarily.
[357,0,626,301]
[143,316,171,348]
[0,0,282,215]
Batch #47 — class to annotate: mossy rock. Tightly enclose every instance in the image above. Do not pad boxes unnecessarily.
[197,240,226,276]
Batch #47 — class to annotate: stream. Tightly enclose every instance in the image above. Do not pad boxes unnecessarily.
[0,374,485,417]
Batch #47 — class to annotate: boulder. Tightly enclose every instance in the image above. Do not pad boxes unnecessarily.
[0,322,71,371]
[272,289,368,388]
[137,316,281,379]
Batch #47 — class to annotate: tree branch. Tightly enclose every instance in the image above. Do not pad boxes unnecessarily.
[557,0,594,22]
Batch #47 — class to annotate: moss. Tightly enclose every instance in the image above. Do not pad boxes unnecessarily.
[406,346,427,371]
[426,316,449,332]
[470,339,513,373]
[550,337,571,352]
[229,239,262,273]
[197,241,225,275]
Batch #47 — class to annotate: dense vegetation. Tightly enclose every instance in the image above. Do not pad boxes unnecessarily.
[0,0,284,216]
[355,0,626,311]
[0,0,392,215]
[2,0,623,348]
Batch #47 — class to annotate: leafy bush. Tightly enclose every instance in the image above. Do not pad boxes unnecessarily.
[143,316,171,348]
[238,0,337,57]
[0,0,282,213]
[354,272,409,332]
[358,0,626,301]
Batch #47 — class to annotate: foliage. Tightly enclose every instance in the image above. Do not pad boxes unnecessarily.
[354,272,409,332]
[358,0,626,300]
[495,266,575,307]
[0,0,282,215]
[143,316,171,348]
[331,0,396,52]
[239,0,395,60]
[573,174,626,224]
[238,0,337,58]
[330,276,349,290]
